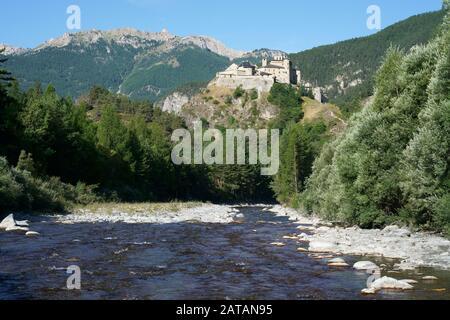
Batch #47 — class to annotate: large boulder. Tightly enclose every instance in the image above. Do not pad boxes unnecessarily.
[353,261,378,270]
[0,214,16,230]
[370,277,414,291]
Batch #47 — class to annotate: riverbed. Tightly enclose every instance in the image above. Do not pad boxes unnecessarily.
[0,205,449,300]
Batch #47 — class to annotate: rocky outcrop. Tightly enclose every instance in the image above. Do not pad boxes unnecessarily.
[1,214,37,235]
[0,44,28,55]
[180,35,244,60]
[0,214,17,230]
[159,92,190,115]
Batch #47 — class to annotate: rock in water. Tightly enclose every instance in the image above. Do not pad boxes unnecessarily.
[361,288,377,295]
[328,262,350,267]
[0,214,16,230]
[370,276,414,291]
[328,257,346,264]
[5,226,29,233]
[353,261,378,270]
[400,279,418,284]
[26,231,40,237]
[270,242,286,247]
[16,220,30,227]
[422,276,438,281]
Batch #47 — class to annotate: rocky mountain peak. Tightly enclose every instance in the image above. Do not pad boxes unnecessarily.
[0,44,29,55]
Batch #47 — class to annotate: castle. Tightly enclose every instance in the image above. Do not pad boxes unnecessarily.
[211,56,301,93]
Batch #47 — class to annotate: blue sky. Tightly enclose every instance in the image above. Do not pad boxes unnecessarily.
[0,0,443,53]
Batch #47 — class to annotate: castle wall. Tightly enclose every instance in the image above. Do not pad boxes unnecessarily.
[212,75,275,93]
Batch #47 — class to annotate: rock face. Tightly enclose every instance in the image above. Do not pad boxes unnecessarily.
[159,92,190,115]
[0,214,16,230]
[0,44,28,55]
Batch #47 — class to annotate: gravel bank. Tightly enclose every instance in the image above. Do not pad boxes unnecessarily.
[269,205,450,270]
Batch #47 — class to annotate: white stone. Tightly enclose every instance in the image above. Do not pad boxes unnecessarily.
[328,258,346,264]
[0,214,16,230]
[399,279,418,284]
[5,226,29,233]
[361,288,377,295]
[353,261,378,270]
[422,276,438,280]
[308,241,337,253]
[270,242,286,247]
[26,231,40,237]
[15,220,30,227]
[370,276,414,291]
[328,262,350,267]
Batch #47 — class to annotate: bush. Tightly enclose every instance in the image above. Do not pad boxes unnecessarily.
[0,157,98,212]
[233,85,245,99]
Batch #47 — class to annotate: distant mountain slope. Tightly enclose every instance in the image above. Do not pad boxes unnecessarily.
[290,10,445,104]
[1,9,444,103]
[1,29,241,101]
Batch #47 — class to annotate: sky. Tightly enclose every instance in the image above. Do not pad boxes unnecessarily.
[0,0,444,53]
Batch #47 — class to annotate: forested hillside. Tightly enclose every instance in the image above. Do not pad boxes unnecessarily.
[290,9,445,106]
[292,6,450,235]
[0,63,274,212]
[1,32,231,102]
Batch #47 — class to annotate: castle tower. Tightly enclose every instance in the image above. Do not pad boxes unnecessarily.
[262,58,268,67]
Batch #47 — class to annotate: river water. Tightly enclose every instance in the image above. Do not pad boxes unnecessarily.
[0,206,449,300]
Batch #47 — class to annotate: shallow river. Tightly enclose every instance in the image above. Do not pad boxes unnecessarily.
[1,206,449,300]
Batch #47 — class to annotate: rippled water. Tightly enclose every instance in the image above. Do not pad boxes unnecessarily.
[1,206,449,300]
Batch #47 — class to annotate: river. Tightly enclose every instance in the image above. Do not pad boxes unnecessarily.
[0,206,449,300]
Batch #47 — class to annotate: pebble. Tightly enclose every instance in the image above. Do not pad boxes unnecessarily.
[26,231,40,237]
[422,276,438,281]
[270,242,286,247]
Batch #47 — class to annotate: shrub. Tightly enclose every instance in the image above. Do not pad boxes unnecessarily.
[233,85,245,99]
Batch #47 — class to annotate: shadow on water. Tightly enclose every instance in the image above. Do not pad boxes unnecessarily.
[0,206,449,300]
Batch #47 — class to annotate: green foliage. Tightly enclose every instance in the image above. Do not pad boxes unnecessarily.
[120,46,229,101]
[233,85,245,99]
[2,43,229,102]
[268,83,304,130]
[0,157,98,212]
[273,121,328,204]
[290,10,445,106]
[301,12,450,233]
[16,150,35,175]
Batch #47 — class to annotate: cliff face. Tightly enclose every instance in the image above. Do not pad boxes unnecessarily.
[171,85,279,128]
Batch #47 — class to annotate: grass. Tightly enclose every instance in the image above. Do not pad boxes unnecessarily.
[73,201,206,215]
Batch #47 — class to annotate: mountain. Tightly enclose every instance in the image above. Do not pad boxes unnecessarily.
[290,10,445,105]
[1,9,444,104]
[1,29,244,101]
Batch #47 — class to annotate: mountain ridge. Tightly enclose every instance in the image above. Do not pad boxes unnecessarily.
[1,9,444,103]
